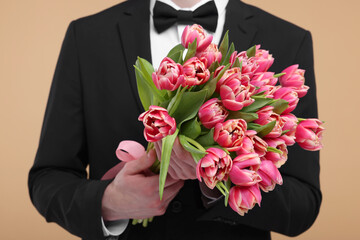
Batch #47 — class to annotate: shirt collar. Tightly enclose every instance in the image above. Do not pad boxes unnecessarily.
[150,0,228,17]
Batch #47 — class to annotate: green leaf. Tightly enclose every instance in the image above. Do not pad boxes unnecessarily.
[219,30,229,58]
[184,38,197,62]
[227,111,258,122]
[221,42,235,65]
[208,61,220,73]
[202,76,218,100]
[246,45,257,58]
[241,97,273,113]
[267,146,283,154]
[196,128,215,146]
[258,121,276,138]
[159,128,179,200]
[281,130,290,136]
[135,58,167,107]
[167,44,185,58]
[181,118,202,139]
[172,90,208,127]
[270,99,289,115]
[168,50,183,64]
[247,120,276,138]
[213,63,231,83]
[137,57,155,83]
[167,87,187,116]
[273,72,286,78]
[232,57,241,68]
[134,66,152,110]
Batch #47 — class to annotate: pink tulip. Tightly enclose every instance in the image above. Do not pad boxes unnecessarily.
[152,57,184,91]
[295,119,324,151]
[230,51,259,78]
[254,85,280,98]
[220,84,255,111]
[273,87,299,114]
[198,98,229,129]
[253,46,274,74]
[214,119,247,152]
[257,160,283,192]
[250,72,278,88]
[196,148,233,189]
[228,184,262,216]
[138,105,176,142]
[254,106,285,138]
[181,24,213,52]
[263,138,288,168]
[236,130,268,157]
[229,153,262,186]
[196,43,222,67]
[214,65,225,78]
[279,113,298,146]
[279,64,309,98]
[215,67,242,92]
[182,57,210,87]
[216,68,254,111]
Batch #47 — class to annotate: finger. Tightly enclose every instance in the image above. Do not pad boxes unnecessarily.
[154,141,162,162]
[124,149,157,175]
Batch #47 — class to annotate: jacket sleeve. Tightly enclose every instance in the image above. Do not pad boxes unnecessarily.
[28,21,112,240]
[199,31,322,237]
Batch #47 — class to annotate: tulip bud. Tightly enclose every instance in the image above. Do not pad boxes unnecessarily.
[152,57,184,91]
[198,98,229,129]
[279,64,309,98]
[295,119,324,151]
[214,119,247,152]
[228,184,262,216]
[196,148,233,189]
[257,160,283,192]
[182,57,210,87]
[181,24,213,52]
[138,106,176,142]
[229,153,262,186]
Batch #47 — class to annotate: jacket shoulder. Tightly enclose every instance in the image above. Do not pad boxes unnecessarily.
[244,1,310,37]
[69,0,135,31]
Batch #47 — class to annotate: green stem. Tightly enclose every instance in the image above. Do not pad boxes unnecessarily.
[184,136,207,153]
[142,218,148,227]
[132,219,138,225]
[216,184,227,197]
[218,181,229,193]
[147,142,154,152]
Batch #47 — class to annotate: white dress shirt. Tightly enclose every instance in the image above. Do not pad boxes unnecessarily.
[102,0,228,237]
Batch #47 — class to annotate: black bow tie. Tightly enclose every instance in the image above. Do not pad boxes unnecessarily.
[153,1,218,33]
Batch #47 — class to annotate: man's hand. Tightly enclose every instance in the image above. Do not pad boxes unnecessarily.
[154,137,197,180]
[101,149,184,221]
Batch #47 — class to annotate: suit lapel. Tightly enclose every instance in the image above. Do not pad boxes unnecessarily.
[220,0,258,51]
[117,0,152,114]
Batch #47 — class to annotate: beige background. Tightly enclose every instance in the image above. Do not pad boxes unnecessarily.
[1,0,359,239]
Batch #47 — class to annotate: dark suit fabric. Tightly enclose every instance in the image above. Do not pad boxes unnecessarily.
[28,0,321,239]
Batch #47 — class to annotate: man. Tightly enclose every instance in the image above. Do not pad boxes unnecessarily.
[28,0,321,239]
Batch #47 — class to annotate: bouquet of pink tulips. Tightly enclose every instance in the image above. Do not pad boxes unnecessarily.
[132,24,324,223]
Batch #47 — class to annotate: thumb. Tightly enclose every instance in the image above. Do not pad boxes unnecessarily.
[123,149,157,175]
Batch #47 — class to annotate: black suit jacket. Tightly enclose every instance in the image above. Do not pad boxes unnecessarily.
[28,0,321,239]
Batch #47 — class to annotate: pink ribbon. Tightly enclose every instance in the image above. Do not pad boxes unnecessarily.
[101,140,146,180]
